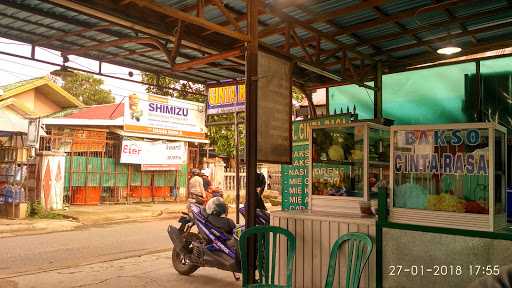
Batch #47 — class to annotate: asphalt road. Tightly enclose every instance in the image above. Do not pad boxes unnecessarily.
[0,218,238,288]
[0,219,174,277]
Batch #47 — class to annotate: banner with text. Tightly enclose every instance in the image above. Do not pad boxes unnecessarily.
[124,94,206,139]
[120,140,186,170]
[207,84,245,114]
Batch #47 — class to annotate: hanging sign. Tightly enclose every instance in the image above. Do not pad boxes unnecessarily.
[257,51,292,164]
[394,129,488,175]
[207,84,245,114]
[26,119,40,147]
[120,140,186,170]
[124,94,207,139]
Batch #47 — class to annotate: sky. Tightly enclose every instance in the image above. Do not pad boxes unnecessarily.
[0,37,148,102]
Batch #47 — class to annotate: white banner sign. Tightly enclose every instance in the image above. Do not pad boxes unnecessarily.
[124,94,206,139]
[120,140,187,166]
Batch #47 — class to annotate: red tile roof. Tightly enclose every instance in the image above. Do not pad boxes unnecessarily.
[64,103,124,120]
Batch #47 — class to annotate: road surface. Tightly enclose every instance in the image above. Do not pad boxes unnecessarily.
[0,219,238,288]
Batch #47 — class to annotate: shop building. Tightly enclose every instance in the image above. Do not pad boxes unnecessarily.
[0,76,83,215]
[41,94,207,205]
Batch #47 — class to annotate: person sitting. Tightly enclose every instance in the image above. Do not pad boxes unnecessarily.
[205,197,236,235]
[188,169,206,204]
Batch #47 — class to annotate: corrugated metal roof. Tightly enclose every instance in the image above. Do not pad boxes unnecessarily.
[0,0,511,84]
[332,9,377,27]
[355,23,402,40]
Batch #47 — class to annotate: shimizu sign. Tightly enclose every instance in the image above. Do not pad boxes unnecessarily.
[120,140,187,170]
[124,94,207,140]
[207,83,245,114]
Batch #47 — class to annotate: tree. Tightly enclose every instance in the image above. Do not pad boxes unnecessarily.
[62,72,114,105]
[141,73,303,159]
[141,73,206,102]
[142,72,242,158]
[292,86,305,103]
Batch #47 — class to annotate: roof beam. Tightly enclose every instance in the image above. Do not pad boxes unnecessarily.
[258,0,387,38]
[209,0,241,31]
[61,37,174,68]
[362,6,507,48]
[197,0,205,18]
[44,0,245,65]
[173,48,243,71]
[391,37,512,71]
[306,0,387,25]
[170,21,183,66]
[434,0,478,43]
[0,22,209,83]
[318,5,509,67]
[293,3,392,61]
[330,0,472,38]
[249,0,374,62]
[381,20,512,55]
[128,0,250,42]
[290,27,313,63]
[101,48,154,61]
[372,7,434,53]
[31,0,245,78]
[35,24,115,45]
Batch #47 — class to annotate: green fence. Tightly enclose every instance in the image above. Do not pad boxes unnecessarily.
[64,156,129,188]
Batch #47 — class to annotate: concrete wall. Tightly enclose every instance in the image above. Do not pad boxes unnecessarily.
[383,228,512,288]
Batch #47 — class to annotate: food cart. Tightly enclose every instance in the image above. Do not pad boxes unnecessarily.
[389,123,507,231]
[381,122,511,287]
[273,121,389,288]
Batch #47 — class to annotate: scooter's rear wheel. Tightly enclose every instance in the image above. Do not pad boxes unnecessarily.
[171,232,201,275]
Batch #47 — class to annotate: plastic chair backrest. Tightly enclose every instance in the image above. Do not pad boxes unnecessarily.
[324,232,373,288]
[239,225,296,288]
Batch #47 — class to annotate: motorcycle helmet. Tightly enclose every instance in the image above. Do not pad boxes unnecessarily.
[206,197,228,217]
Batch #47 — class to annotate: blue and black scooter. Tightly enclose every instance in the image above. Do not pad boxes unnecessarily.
[167,200,269,276]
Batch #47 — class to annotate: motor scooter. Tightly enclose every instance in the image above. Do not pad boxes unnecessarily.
[167,200,269,276]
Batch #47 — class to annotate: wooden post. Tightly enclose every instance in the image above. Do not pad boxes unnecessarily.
[246,0,258,283]
[127,165,131,204]
[234,111,240,224]
[374,61,383,121]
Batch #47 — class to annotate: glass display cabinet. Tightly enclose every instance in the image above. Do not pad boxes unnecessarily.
[390,123,507,231]
[309,122,390,214]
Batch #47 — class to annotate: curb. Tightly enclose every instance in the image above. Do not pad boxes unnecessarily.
[0,210,182,238]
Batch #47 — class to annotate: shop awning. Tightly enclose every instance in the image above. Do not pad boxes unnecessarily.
[111,128,209,144]
[41,118,124,126]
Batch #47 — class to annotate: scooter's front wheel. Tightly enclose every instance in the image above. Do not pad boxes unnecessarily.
[171,232,201,275]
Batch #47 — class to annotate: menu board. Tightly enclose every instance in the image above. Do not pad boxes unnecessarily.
[281,115,351,210]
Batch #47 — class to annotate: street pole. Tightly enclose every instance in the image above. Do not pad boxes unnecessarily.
[246,0,258,283]
[234,111,240,224]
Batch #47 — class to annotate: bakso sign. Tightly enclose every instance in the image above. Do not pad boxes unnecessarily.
[394,129,488,175]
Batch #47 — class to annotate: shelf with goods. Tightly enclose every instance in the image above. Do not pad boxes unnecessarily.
[389,122,507,231]
[309,122,390,214]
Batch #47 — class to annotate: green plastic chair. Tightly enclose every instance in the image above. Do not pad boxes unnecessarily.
[324,232,373,288]
[239,225,296,288]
